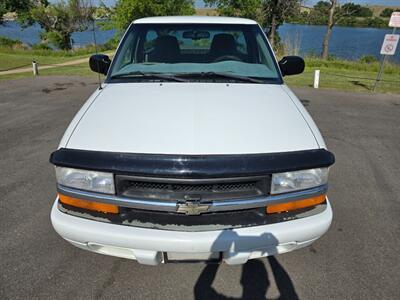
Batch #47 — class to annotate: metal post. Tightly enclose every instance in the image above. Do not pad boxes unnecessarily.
[373,27,396,92]
[373,55,386,92]
[32,61,38,76]
[313,70,320,89]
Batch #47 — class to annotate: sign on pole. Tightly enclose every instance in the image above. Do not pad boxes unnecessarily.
[389,12,400,28]
[380,34,399,55]
[373,12,399,92]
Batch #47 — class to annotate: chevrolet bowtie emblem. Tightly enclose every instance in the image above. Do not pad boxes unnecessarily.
[177,201,211,215]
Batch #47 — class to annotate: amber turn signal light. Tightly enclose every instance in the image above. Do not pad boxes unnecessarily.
[58,194,119,214]
[266,194,326,214]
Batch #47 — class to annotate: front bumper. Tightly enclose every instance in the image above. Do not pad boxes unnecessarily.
[51,199,332,265]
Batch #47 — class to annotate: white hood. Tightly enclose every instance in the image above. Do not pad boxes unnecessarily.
[66,83,318,155]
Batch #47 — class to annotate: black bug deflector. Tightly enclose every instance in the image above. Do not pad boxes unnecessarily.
[49,148,335,178]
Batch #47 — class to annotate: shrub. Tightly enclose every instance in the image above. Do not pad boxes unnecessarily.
[380,8,394,18]
[0,36,22,48]
[102,36,120,50]
[327,54,339,61]
[31,43,52,50]
[359,55,378,64]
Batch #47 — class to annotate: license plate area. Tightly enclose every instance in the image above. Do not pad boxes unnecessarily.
[164,252,222,263]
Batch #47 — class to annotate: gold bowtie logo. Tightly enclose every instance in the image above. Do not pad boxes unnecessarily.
[177,201,211,215]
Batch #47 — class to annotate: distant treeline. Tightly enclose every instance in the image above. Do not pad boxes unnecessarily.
[288,3,398,28]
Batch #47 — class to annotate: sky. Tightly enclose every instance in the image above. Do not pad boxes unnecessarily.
[52,0,400,7]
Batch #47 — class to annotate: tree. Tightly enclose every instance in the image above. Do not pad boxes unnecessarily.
[357,6,373,17]
[263,0,299,49]
[23,0,94,50]
[306,2,329,25]
[112,0,195,32]
[320,0,359,59]
[314,1,331,12]
[205,0,300,49]
[0,0,34,24]
[341,3,372,17]
[321,0,335,59]
[380,8,394,18]
[204,0,263,24]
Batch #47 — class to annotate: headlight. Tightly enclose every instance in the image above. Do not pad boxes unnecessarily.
[55,167,115,194]
[271,168,328,194]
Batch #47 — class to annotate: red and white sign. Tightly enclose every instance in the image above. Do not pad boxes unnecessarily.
[380,34,399,55]
[389,12,400,27]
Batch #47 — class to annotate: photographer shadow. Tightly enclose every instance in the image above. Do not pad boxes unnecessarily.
[194,230,299,300]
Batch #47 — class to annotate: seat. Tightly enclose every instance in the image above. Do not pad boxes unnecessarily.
[208,33,239,61]
[148,35,181,63]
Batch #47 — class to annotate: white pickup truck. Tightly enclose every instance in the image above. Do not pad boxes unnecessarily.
[50,16,335,265]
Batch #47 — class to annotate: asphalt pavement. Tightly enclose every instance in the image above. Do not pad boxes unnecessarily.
[0,76,399,299]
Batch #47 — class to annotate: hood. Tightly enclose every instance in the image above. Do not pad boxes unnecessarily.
[66,83,318,155]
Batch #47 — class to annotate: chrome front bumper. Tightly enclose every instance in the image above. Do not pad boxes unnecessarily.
[57,184,328,214]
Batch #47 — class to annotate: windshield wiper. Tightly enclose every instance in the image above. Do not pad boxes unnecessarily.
[174,72,265,83]
[110,71,188,82]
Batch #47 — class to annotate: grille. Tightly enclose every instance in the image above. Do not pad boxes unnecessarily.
[116,175,270,202]
[124,181,256,192]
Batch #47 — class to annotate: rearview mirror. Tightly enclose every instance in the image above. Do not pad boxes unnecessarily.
[89,54,111,75]
[279,56,305,76]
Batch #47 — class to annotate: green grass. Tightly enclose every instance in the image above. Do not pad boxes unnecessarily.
[0,52,90,71]
[0,62,98,81]
[285,58,400,94]
[0,45,111,71]
[1,51,399,94]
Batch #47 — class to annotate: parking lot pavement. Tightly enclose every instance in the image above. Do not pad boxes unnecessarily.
[0,76,399,300]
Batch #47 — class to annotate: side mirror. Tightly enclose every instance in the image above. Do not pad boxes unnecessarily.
[89,54,111,75]
[279,56,305,76]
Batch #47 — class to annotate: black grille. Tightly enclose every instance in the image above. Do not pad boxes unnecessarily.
[115,175,270,202]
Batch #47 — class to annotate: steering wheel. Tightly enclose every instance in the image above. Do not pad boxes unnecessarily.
[213,55,242,63]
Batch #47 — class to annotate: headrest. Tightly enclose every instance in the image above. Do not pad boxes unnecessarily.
[151,35,180,63]
[210,33,237,54]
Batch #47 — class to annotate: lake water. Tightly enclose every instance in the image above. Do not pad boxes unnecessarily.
[0,21,116,48]
[0,21,399,63]
[279,23,400,63]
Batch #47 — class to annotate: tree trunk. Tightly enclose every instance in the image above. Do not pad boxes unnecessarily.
[62,33,72,50]
[268,0,280,49]
[269,14,277,49]
[321,0,336,59]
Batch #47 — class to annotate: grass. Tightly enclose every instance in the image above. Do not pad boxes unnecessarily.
[0,51,89,71]
[285,58,400,94]
[0,63,98,81]
[1,51,399,94]
[0,45,112,71]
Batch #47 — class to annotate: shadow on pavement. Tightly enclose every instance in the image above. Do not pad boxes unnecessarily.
[349,80,371,91]
[194,231,299,300]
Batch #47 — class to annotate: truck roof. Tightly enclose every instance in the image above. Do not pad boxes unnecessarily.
[133,16,257,25]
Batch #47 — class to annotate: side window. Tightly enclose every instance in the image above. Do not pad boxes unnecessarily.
[119,45,132,66]
[234,32,248,55]
[112,32,136,70]
[255,33,274,70]
[144,30,158,53]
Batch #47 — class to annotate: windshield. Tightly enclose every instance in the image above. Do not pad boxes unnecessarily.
[108,23,281,83]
